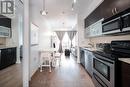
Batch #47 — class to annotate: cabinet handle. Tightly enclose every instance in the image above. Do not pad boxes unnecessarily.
[112,9,115,15]
[114,8,118,14]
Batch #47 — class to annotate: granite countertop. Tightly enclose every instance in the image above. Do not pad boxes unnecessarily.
[119,58,130,64]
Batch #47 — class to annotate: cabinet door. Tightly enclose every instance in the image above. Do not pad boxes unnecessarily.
[12,48,16,64]
[80,49,85,67]
[0,15,11,28]
[0,48,16,70]
[85,18,103,37]
[0,49,8,69]
[114,0,130,14]
[101,0,130,20]
[8,48,16,64]
[120,62,130,87]
[85,4,102,28]
[100,0,116,19]
[85,51,93,76]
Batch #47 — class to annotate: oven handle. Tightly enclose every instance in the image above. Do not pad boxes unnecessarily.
[94,57,114,66]
[119,17,123,32]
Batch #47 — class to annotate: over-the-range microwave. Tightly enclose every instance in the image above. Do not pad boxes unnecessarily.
[102,8,130,35]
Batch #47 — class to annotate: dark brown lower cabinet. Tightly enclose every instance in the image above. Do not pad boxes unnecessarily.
[0,47,16,70]
[120,61,130,87]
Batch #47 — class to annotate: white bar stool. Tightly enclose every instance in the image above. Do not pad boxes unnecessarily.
[40,51,52,72]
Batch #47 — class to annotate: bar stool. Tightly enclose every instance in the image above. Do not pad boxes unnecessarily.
[40,51,52,72]
[52,51,62,67]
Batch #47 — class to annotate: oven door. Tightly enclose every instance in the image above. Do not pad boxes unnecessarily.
[102,17,122,35]
[92,54,115,87]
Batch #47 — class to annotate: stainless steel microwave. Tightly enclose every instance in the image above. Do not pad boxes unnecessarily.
[102,13,130,35]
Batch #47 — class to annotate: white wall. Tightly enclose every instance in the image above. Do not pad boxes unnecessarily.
[30,45,39,77]
[39,35,51,49]
[29,23,39,78]
[29,0,51,79]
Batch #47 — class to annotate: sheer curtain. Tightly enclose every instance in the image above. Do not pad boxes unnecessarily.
[67,31,77,47]
[55,31,65,53]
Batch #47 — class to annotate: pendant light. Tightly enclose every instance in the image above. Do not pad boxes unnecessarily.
[40,0,48,16]
[72,0,77,11]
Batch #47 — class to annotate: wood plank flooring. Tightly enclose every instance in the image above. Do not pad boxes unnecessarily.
[30,54,95,87]
[0,64,22,87]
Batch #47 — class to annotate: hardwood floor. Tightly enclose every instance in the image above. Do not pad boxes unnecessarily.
[0,64,22,87]
[30,54,95,87]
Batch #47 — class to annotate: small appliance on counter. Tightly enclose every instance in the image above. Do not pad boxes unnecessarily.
[92,40,130,87]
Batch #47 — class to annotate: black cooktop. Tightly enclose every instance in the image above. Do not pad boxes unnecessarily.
[93,51,118,61]
[93,40,130,61]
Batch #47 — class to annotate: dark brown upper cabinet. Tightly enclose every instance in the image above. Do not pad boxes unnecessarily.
[85,5,102,28]
[100,0,130,19]
[113,0,130,14]
[0,15,11,28]
[84,0,130,28]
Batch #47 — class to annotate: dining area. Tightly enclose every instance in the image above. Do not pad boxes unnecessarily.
[30,48,95,87]
[39,48,62,72]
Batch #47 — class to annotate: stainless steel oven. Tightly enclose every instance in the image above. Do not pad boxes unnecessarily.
[92,53,115,87]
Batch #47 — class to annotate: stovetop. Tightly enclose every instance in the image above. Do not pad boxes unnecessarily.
[93,51,119,61]
[93,40,130,61]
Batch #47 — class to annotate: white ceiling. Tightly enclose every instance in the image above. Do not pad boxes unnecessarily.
[30,0,78,31]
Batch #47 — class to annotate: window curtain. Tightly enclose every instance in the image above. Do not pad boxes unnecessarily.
[55,31,65,53]
[67,31,77,47]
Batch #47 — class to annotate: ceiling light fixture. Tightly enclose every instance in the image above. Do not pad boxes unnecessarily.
[40,0,48,16]
[72,3,74,11]
[72,0,76,11]
[74,0,76,3]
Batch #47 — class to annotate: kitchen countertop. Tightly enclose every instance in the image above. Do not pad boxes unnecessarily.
[80,46,97,51]
[119,58,130,64]
[0,46,16,49]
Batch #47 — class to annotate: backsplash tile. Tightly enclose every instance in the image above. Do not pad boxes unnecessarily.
[90,35,130,44]
[0,38,6,45]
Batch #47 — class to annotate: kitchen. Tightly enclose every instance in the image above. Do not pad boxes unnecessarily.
[78,0,130,87]
[1,0,130,87]
[0,0,23,87]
